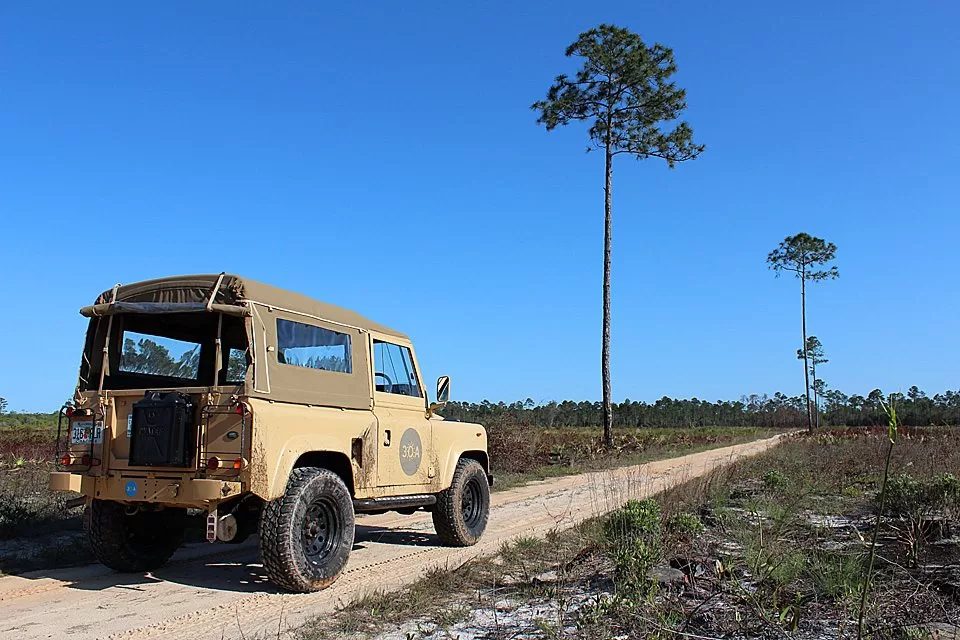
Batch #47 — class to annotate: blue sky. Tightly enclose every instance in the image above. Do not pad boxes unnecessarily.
[1,2,958,411]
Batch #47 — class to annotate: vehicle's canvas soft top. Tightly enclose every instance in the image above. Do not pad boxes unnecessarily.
[90,274,408,340]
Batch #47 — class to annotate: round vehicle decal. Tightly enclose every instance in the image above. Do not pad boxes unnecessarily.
[125,480,138,497]
[398,428,422,476]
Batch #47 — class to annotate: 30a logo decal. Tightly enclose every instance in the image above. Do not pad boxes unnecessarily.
[398,428,422,476]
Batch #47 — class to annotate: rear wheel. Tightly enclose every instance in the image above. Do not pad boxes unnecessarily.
[259,467,355,593]
[84,500,185,572]
[433,458,489,546]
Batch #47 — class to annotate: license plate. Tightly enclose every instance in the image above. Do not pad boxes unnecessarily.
[71,420,103,444]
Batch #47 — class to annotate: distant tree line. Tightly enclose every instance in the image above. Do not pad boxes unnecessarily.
[4,385,958,432]
[0,410,58,430]
[441,386,960,429]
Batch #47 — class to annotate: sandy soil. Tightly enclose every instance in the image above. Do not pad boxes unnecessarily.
[0,433,786,640]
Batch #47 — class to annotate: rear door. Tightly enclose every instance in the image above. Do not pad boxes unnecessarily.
[371,338,433,487]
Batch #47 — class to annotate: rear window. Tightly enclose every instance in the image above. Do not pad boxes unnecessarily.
[119,331,201,380]
[81,312,248,391]
[276,319,352,373]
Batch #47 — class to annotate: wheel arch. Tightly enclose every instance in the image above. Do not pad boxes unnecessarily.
[460,450,489,474]
[440,449,490,489]
[254,441,356,501]
[293,451,355,496]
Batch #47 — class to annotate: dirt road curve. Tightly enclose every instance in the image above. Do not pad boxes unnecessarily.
[0,434,786,640]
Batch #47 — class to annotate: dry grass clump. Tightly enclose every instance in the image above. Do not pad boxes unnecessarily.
[0,462,81,540]
[0,429,79,542]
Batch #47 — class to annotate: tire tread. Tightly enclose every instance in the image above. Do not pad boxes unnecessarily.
[259,467,354,593]
[432,458,489,546]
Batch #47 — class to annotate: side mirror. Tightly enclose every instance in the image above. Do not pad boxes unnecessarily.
[428,376,450,417]
[437,375,450,404]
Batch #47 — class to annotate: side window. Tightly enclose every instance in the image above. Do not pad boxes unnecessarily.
[276,319,352,373]
[373,341,422,397]
[225,348,247,383]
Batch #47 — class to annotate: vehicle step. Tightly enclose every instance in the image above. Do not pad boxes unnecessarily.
[353,494,437,513]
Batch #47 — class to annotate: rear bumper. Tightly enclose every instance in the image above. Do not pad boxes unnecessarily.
[49,472,242,505]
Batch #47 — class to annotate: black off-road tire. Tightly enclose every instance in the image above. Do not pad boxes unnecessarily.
[433,458,490,546]
[259,467,355,593]
[84,500,185,572]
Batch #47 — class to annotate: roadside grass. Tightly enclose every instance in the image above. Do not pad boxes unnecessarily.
[487,424,781,491]
[298,427,960,640]
[297,525,604,640]
[0,427,75,534]
[0,427,90,573]
[0,458,90,574]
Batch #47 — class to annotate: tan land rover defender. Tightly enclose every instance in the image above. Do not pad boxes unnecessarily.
[49,274,491,592]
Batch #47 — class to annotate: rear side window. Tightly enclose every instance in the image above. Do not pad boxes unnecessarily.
[276,319,352,373]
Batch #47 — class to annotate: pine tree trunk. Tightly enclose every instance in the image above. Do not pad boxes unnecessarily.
[812,358,819,429]
[801,274,813,432]
[602,144,614,449]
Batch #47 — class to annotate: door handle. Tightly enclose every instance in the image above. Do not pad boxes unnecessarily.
[383,429,391,446]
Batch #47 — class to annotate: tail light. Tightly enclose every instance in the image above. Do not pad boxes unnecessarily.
[59,454,100,466]
[233,457,246,470]
[207,457,221,471]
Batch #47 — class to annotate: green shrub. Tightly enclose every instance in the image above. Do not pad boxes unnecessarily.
[932,473,960,512]
[604,499,662,597]
[665,512,705,538]
[885,473,922,516]
[763,469,789,491]
[884,472,960,517]
[604,499,661,544]
[808,552,863,600]
[765,548,806,588]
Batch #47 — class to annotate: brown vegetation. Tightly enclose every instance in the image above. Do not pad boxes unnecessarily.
[485,420,778,489]
[0,427,85,572]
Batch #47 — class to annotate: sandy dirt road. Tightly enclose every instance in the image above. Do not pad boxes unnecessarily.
[0,434,786,640]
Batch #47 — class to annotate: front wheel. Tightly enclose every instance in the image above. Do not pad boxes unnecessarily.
[433,458,490,546]
[84,500,185,572]
[259,467,355,593]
